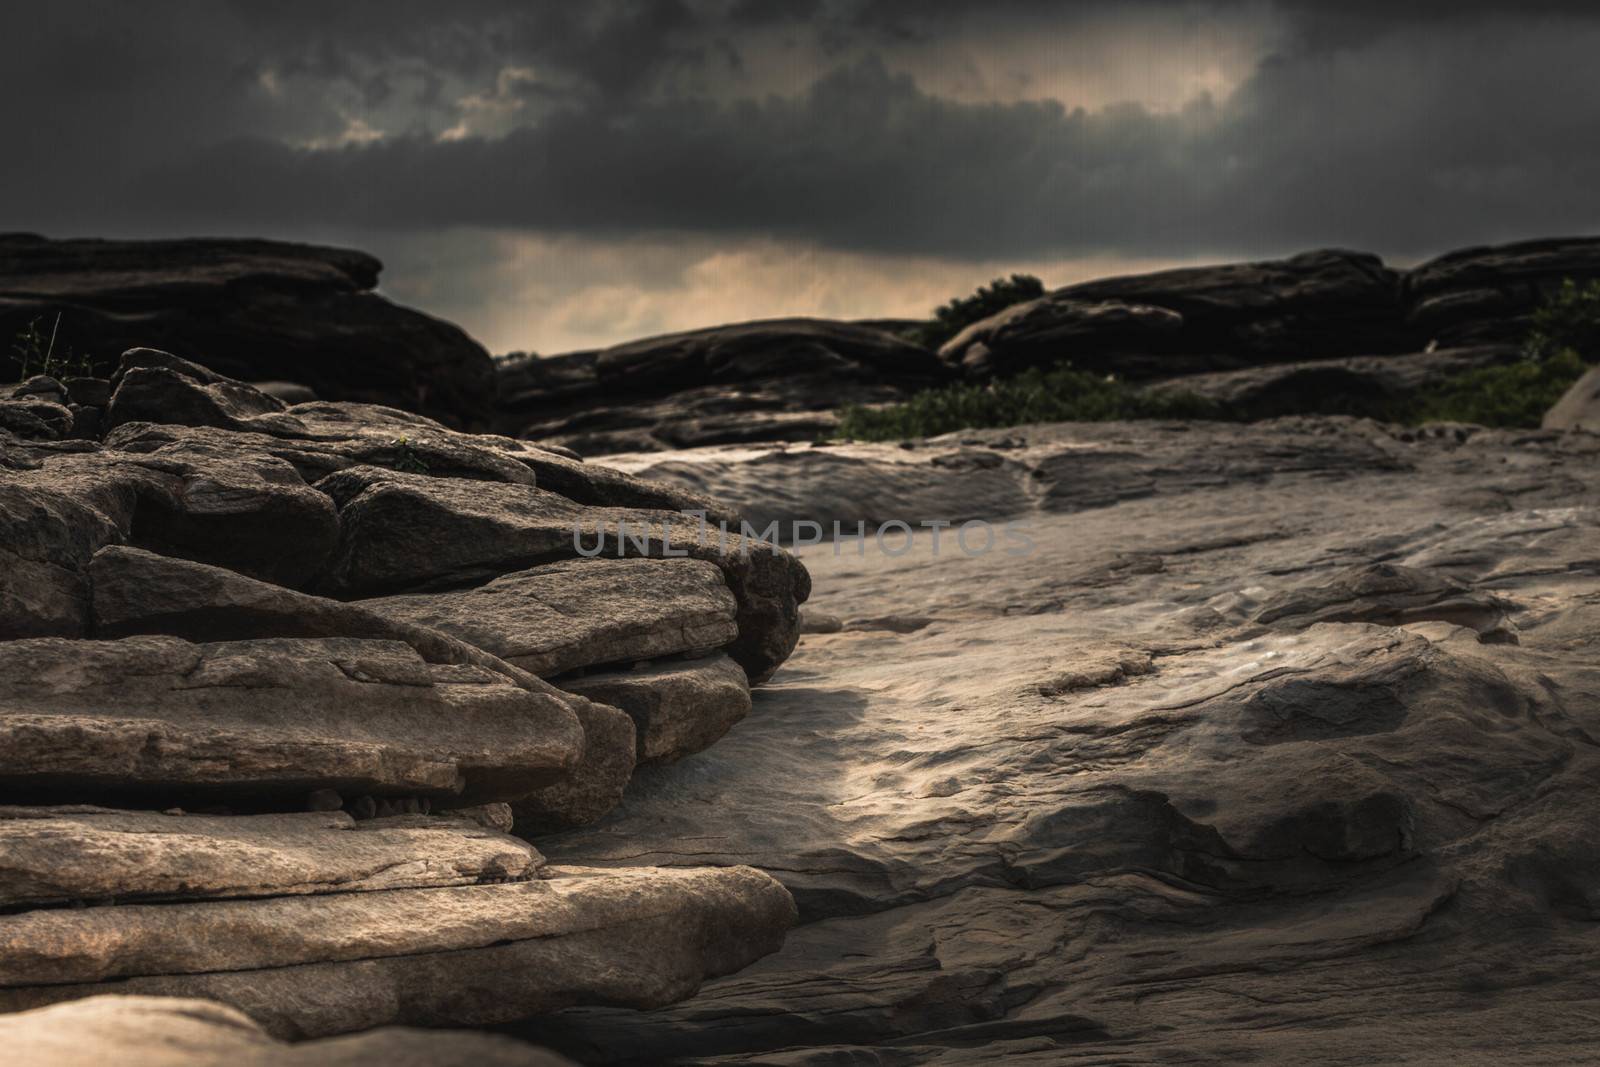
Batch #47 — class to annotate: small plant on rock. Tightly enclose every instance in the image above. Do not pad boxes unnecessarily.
[905,274,1046,350]
[391,436,431,474]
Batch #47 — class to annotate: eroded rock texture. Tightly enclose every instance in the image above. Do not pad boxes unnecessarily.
[508,417,1600,1065]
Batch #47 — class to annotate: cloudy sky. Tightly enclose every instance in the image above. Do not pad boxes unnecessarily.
[4,1,1598,353]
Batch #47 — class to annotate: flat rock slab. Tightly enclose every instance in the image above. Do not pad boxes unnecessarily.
[0,995,575,1067]
[0,865,797,1038]
[0,807,541,909]
[562,653,752,765]
[0,635,583,804]
[317,465,808,682]
[361,558,739,678]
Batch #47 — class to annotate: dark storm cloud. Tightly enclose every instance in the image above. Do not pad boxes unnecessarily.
[3,1,1599,260]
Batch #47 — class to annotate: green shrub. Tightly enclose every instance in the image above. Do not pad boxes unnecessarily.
[905,274,1045,350]
[834,365,1218,442]
[1526,278,1600,361]
[1403,277,1598,428]
[1409,347,1590,428]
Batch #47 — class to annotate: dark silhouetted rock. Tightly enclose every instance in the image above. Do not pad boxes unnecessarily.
[1142,345,1520,420]
[0,234,494,427]
[496,319,950,454]
[0,865,797,1039]
[1406,236,1600,346]
[941,249,1408,379]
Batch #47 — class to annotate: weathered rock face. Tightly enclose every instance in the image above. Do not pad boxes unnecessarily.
[1407,235,1600,346]
[504,418,1600,1065]
[0,234,495,428]
[496,318,951,454]
[0,996,577,1067]
[1543,362,1600,431]
[940,249,1410,379]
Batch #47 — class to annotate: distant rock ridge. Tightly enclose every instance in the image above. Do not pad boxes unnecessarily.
[495,236,1600,453]
[0,234,495,429]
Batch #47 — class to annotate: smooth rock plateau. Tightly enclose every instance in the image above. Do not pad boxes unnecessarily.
[508,417,1600,1065]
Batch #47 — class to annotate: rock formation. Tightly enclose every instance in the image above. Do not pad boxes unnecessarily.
[0,349,804,1044]
[489,237,1600,457]
[496,318,952,452]
[0,235,496,427]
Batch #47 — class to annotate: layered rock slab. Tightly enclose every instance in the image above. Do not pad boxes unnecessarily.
[319,465,809,681]
[0,865,797,1039]
[0,234,495,428]
[361,558,740,678]
[560,653,752,765]
[0,995,575,1067]
[0,807,542,908]
[0,635,583,804]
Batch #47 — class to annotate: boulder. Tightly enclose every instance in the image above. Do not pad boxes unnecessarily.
[0,865,797,1039]
[360,558,741,678]
[1542,363,1600,432]
[0,234,495,428]
[0,996,575,1067]
[1406,236,1600,346]
[0,635,584,805]
[560,654,752,766]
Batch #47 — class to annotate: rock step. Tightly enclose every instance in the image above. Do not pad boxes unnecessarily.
[0,865,798,1039]
[0,635,584,805]
[0,806,542,909]
[360,557,740,679]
